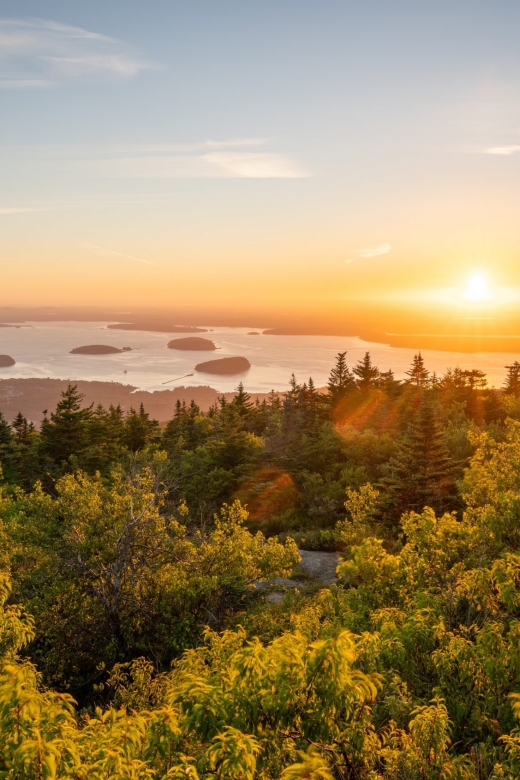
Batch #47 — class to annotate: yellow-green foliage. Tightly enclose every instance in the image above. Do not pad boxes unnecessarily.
[5,422,520,776]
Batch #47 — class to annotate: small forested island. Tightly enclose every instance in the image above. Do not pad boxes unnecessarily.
[167,337,216,350]
[108,322,207,333]
[70,345,132,355]
[247,331,260,335]
[0,354,15,367]
[4,351,520,777]
[194,355,251,374]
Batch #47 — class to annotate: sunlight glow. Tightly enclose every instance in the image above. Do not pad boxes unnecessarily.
[462,274,491,302]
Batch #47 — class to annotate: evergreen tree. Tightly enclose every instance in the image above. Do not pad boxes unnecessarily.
[352,352,379,390]
[124,404,159,452]
[379,393,459,524]
[377,369,401,396]
[231,382,253,417]
[327,352,355,406]
[504,361,520,396]
[40,384,93,467]
[0,411,11,449]
[406,353,429,386]
[460,369,487,391]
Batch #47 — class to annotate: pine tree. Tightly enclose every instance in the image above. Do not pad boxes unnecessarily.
[379,393,459,524]
[40,384,93,466]
[352,352,379,390]
[504,361,520,396]
[406,353,429,387]
[327,352,355,406]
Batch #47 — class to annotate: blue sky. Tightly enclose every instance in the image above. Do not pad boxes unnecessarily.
[1,1,520,309]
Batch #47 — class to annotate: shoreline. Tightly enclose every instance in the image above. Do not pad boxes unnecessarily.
[0,378,285,425]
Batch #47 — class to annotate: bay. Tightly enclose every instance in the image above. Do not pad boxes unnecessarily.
[0,320,517,392]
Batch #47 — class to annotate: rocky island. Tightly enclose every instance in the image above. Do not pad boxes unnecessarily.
[168,337,217,351]
[70,345,133,355]
[194,356,251,375]
[0,355,15,368]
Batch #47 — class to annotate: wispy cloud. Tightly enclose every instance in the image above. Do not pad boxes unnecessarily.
[484,145,520,156]
[358,243,391,258]
[345,243,391,264]
[0,77,53,88]
[203,152,308,178]
[0,17,155,86]
[84,244,155,267]
[0,139,309,180]
[0,206,47,214]
[4,139,309,179]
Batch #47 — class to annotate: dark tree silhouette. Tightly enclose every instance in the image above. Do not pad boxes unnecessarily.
[327,352,355,406]
[353,352,379,390]
[405,353,429,387]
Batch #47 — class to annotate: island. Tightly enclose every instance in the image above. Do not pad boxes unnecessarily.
[247,331,260,335]
[194,357,251,375]
[168,337,217,351]
[0,355,16,367]
[107,323,207,333]
[70,345,133,355]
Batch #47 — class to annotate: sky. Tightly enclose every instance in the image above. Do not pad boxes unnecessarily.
[1,1,520,316]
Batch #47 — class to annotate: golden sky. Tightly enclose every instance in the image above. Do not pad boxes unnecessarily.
[1,3,520,318]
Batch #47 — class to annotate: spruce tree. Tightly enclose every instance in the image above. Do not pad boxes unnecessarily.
[406,353,429,387]
[377,369,401,396]
[40,384,93,466]
[353,352,379,390]
[379,393,459,524]
[504,361,520,396]
[232,382,254,417]
[0,411,11,449]
[124,404,159,452]
[327,352,355,406]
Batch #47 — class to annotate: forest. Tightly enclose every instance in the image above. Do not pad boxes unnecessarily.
[2,351,520,778]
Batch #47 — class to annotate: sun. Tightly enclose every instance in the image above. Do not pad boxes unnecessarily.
[462,273,492,302]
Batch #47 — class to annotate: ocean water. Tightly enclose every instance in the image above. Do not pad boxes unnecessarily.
[0,320,516,392]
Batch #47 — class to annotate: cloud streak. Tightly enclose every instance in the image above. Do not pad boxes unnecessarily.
[484,145,520,156]
[1,139,309,179]
[0,17,155,86]
[345,243,391,265]
[84,244,155,267]
[0,206,47,214]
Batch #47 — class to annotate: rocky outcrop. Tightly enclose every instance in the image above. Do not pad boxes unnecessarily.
[194,356,251,375]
